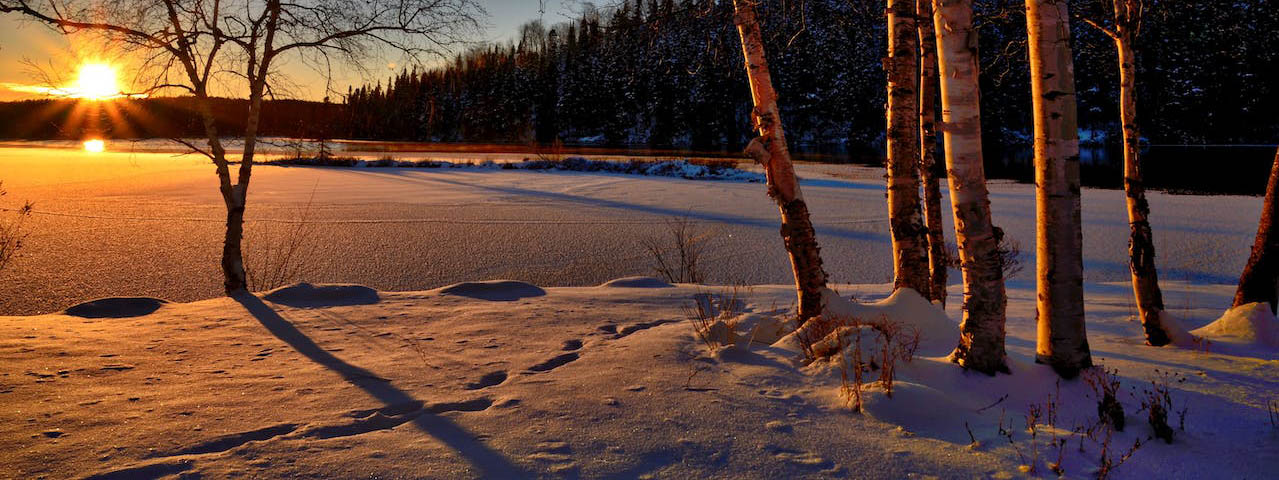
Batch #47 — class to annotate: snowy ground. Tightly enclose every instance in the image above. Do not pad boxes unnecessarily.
[0,145,1261,315]
[1,144,1276,478]
[1,278,1275,479]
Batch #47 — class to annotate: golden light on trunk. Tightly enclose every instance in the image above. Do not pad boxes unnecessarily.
[1082,0,1173,345]
[931,0,1009,375]
[886,0,932,298]
[1026,0,1091,377]
[731,0,828,323]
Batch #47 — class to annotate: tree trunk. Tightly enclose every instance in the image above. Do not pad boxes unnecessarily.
[917,0,948,307]
[1117,32,1171,344]
[1026,0,1091,378]
[931,0,1009,375]
[886,0,932,297]
[1235,148,1279,314]
[732,0,827,323]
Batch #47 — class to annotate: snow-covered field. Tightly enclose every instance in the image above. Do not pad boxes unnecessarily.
[1,145,1276,479]
[0,145,1261,315]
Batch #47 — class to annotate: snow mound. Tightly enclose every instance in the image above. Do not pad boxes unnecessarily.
[63,297,168,318]
[819,288,959,356]
[1191,302,1279,347]
[437,280,546,301]
[261,283,380,308]
[598,276,674,288]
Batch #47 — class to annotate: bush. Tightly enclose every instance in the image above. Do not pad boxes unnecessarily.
[0,181,33,273]
[640,216,717,284]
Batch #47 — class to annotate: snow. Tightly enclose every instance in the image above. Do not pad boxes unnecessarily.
[1,143,1276,477]
[0,145,1264,316]
[1192,302,1279,348]
[3,279,1276,479]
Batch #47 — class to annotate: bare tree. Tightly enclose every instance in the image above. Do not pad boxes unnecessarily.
[1234,149,1279,314]
[732,0,827,324]
[930,0,1009,375]
[1,0,482,293]
[1081,0,1174,344]
[1027,0,1091,377]
[917,0,948,306]
[885,0,932,298]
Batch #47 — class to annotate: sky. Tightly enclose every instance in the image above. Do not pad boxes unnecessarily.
[0,0,583,101]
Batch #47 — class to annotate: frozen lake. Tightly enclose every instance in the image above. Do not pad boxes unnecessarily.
[0,143,1263,315]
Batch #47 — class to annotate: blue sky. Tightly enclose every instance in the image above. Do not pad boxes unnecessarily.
[0,0,581,101]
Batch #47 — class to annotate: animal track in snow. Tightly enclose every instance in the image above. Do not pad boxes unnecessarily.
[561,339,583,351]
[299,398,493,440]
[464,371,508,390]
[161,423,299,456]
[527,353,579,373]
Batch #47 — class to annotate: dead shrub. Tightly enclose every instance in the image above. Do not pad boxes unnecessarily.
[1135,370,1187,444]
[245,183,320,291]
[1095,427,1144,480]
[945,226,1023,279]
[0,181,33,273]
[641,215,717,284]
[1084,366,1126,432]
[1269,400,1278,430]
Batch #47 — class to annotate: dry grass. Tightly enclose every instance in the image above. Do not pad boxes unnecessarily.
[794,313,920,411]
[684,285,747,351]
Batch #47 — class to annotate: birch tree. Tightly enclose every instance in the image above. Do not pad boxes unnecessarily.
[1081,0,1174,345]
[1234,149,1279,315]
[931,0,1008,374]
[731,0,827,323]
[917,0,947,306]
[1,0,482,293]
[885,0,932,297]
[1026,0,1091,377]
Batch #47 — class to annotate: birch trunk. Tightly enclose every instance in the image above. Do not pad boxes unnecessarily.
[1083,0,1172,344]
[1234,149,1279,314]
[732,0,827,323]
[917,0,948,307]
[886,0,932,297]
[1118,36,1172,343]
[932,0,1008,374]
[1115,11,1174,349]
[1026,0,1091,377]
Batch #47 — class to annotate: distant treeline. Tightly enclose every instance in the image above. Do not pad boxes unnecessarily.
[344,0,1279,157]
[3,0,1276,158]
[0,96,337,140]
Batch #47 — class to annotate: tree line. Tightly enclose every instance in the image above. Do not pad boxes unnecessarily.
[342,0,1279,156]
[0,97,338,140]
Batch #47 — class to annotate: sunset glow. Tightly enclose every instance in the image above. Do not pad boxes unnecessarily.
[70,63,121,100]
[83,139,105,152]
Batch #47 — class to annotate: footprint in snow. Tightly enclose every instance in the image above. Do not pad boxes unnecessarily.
[464,371,508,390]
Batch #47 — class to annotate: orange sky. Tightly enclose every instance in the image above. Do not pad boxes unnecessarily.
[0,1,579,102]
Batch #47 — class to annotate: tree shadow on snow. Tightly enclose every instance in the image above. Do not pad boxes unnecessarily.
[232,292,529,478]
[356,169,889,244]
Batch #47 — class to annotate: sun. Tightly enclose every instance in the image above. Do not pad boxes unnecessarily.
[71,63,121,100]
[83,139,106,153]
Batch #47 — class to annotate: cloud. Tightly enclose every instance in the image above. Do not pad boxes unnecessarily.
[0,82,58,95]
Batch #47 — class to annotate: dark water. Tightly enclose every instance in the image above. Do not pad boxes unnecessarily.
[988,145,1277,196]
